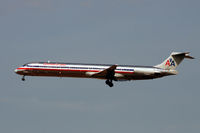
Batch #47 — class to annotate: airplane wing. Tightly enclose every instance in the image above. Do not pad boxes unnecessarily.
[90,65,117,78]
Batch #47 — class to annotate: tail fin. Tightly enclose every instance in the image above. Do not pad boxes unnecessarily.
[155,52,194,70]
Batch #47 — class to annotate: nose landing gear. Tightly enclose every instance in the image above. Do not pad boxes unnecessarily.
[105,79,114,87]
[22,75,25,81]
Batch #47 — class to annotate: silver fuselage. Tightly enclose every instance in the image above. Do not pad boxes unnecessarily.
[15,62,177,81]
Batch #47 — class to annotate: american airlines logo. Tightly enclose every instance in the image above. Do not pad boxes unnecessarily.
[165,58,175,66]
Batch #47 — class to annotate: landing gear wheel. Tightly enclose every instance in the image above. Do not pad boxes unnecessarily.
[105,79,114,87]
[108,82,113,87]
[22,76,25,81]
[105,80,109,85]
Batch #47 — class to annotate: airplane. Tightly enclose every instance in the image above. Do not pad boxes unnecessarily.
[15,52,194,87]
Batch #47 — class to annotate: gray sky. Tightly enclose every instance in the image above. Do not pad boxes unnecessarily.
[0,0,200,133]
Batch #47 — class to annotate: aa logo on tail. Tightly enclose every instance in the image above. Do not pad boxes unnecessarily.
[165,58,175,66]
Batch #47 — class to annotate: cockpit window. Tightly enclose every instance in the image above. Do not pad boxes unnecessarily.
[22,63,31,66]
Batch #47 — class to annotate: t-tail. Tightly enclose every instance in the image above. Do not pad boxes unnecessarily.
[155,52,194,70]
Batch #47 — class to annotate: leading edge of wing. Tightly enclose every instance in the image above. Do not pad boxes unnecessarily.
[87,65,117,78]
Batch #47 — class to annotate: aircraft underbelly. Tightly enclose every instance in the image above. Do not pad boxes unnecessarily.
[117,74,155,80]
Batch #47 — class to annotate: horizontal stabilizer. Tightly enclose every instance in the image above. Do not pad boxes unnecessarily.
[184,52,195,59]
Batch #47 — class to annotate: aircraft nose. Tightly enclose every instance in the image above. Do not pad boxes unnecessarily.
[14,68,27,75]
[14,68,19,73]
[15,68,23,74]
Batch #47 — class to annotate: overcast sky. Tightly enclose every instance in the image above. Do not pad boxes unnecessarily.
[0,0,200,133]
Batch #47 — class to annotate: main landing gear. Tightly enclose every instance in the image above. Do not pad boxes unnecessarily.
[22,75,25,81]
[105,79,114,87]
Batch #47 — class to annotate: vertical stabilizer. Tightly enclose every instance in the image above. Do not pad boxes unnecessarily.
[155,52,194,70]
